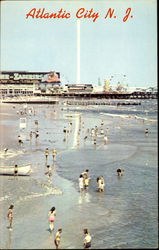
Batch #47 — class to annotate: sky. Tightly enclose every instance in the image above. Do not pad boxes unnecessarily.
[0,0,157,88]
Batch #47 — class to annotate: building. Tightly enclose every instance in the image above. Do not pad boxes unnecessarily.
[0,71,61,96]
[127,86,158,94]
[65,84,94,93]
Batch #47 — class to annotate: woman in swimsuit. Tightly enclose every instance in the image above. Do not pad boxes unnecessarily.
[48,207,56,232]
[7,205,14,229]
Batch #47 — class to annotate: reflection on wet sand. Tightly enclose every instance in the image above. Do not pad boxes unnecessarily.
[5,229,12,249]
[78,192,91,205]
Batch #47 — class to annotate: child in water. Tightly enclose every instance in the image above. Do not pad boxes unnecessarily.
[83,229,92,249]
[54,228,62,249]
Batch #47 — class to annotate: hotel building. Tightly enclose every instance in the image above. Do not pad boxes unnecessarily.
[0,71,61,96]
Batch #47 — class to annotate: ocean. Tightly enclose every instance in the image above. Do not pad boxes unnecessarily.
[0,99,158,249]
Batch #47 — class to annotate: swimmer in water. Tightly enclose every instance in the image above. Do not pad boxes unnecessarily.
[117,168,124,177]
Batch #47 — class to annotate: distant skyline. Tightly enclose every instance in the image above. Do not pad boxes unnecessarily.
[1,0,157,87]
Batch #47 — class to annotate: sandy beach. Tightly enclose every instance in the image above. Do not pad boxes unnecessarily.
[0,100,158,249]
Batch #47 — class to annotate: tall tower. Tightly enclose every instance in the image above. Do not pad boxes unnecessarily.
[77,20,80,84]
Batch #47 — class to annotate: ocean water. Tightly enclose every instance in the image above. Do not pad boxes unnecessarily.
[0,99,158,249]
[56,99,158,248]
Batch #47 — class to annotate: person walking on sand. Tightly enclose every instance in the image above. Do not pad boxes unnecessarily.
[83,229,92,249]
[48,207,56,232]
[63,127,67,134]
[52,149,57,161]
[54,228,62,249]
[14,164,18,177]
[18,135,23,144]
[4,148,8,154]
[101,120,104,126]
[93,138,97,146]
[7,205,14,230]
[145,128,149,136]
[35,130,39,138]
[29,131,33,141]
[45,165,52,177]
[45,148,49,161]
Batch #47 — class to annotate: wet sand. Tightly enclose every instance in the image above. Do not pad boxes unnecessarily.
[0,101,158,249]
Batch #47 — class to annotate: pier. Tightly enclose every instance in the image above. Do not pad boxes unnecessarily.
[36,91,157,99]
[0,91,157,105]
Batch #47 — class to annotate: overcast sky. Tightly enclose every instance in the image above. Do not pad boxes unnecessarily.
[1,0,157,88]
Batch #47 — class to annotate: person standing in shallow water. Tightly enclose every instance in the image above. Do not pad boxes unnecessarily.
[79,174,84,192]
[117,168,124,176]
[54,228,62,249]
[48,207,56,232]
[97,176,105,192]
[7,205,14,230]
[82,169,90,189]
[83,229,92,249]
[103,135,108,145]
